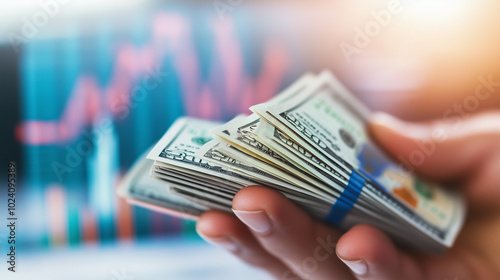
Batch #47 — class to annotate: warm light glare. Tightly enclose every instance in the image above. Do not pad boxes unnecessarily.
[403,0,471,28]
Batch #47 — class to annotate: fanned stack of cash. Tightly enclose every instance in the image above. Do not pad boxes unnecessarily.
[119,71,466,253]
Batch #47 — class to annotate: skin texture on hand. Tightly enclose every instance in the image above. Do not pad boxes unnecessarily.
[196,112,500,280]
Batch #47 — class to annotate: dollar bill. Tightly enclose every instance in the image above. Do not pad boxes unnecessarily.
[120,70,465,254]
[147,117,256,187]
[117,148,208,219]
[259,71,465,247]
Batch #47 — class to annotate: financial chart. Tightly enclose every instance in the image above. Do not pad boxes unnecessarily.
[3,4,306,249]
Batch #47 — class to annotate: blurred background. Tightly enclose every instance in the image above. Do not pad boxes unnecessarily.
[0,0,499,279]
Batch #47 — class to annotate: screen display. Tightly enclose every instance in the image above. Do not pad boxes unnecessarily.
[0,1,307,249]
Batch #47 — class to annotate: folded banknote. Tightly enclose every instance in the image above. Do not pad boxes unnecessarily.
[119,71,465,253]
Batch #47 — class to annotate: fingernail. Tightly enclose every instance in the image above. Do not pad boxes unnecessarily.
[371,112,407,129]
[339,258,368,276]
[371,112,426,137]
[232,209,272,234]
[198,234,239,253]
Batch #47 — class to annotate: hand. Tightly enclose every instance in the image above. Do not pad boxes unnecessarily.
[196,112,500,280]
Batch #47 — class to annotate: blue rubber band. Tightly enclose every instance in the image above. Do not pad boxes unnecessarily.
[324,171,366,226]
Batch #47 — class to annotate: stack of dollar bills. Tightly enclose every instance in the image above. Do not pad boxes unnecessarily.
[119,71,465,253]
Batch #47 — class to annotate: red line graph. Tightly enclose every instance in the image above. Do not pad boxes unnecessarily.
[16,12,289,145]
